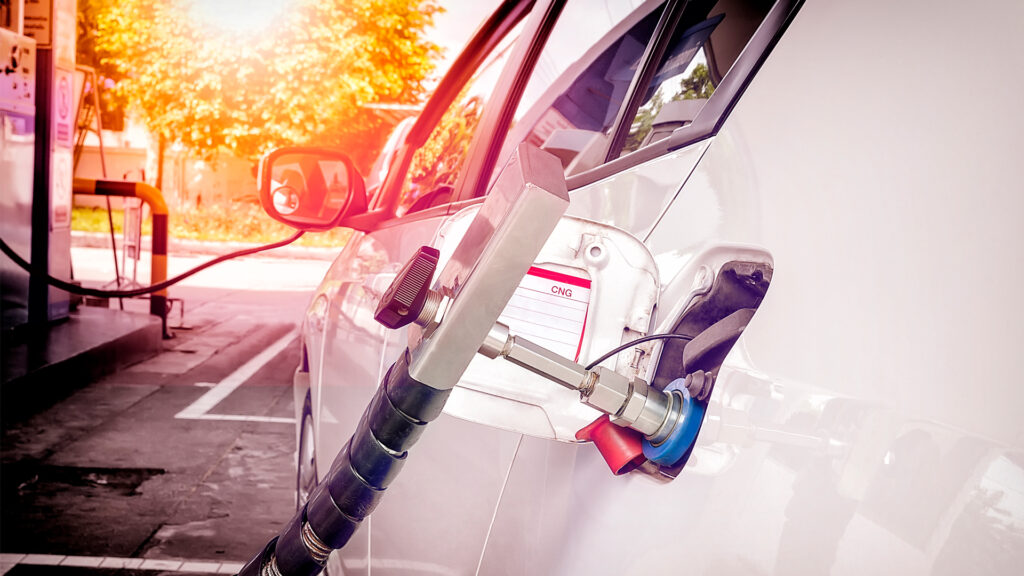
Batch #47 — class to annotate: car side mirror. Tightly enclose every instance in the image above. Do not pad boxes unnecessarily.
[258,147,368,231]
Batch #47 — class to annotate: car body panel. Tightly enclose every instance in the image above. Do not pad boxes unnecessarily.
[438,209,662,441]
[477,0,1024,573]
[564,141,710,240]
[299,0,1024,574]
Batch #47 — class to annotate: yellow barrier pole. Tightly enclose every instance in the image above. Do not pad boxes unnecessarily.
[73,178,170,332]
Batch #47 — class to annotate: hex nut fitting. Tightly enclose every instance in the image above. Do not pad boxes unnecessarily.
[417,293,451,338]
[585,370,673,437]
[583,367,631,415]
[506,336,590,390]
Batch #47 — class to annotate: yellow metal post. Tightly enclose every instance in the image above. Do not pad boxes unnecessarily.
[72,178,170,331]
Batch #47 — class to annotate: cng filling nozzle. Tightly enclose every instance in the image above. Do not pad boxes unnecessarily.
[387,271,706,471]
[479,322,706,469]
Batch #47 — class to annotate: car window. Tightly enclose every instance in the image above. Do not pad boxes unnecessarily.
[492,0,667,179]
[367,116,416,208]
[488,0,779,185]
[396,22,525,217]
[617,0,774,156]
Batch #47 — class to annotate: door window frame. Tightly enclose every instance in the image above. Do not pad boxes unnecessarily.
[374,0,567,227]
[567,0,803,190]
[374,0,801,225]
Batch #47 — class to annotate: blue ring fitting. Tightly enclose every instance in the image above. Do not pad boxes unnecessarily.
[642,378,706,466]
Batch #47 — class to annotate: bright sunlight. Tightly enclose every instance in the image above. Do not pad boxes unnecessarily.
[190,0,293,34]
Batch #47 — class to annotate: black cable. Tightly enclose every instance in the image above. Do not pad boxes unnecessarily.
[0,231,305,299]
[585,333,693,370]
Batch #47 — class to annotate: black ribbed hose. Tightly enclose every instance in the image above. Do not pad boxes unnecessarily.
[237,348,451,576]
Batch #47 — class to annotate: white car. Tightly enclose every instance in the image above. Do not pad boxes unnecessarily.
[258,0,1024,574]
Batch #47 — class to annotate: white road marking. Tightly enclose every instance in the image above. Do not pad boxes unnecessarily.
[191,414,295,424]
[175,331,296,424]
[61,556,104,567]
[2,554,245,574]
[140,559,182,571]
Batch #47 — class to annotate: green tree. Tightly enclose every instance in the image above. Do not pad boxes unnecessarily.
[79,0,440,171]
[672,62,714,101]
[624,86,664,152]
[77,0,125,130]
[623,62,716,153]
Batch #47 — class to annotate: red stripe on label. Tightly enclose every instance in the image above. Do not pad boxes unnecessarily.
[575,301,590,363]
[527,266,591,289]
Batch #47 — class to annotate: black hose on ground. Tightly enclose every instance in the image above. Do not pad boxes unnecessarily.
[0,231,305,299]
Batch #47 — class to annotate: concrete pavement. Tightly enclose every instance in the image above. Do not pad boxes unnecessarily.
[1,246,333,574]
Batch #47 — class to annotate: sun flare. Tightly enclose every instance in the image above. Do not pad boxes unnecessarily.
[190,0,292,34]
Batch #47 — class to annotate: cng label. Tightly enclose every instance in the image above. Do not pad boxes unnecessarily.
[551,285,573,298]
[497,266,591,361]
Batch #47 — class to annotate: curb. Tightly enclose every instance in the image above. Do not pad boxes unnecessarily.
[71,231,341,261]
[1,307,163,423]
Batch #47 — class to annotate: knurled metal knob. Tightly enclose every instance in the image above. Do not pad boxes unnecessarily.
[374,246,440,330]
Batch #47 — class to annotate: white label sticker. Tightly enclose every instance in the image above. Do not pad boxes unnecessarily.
[498,266,591,361]
[51,148,72,229]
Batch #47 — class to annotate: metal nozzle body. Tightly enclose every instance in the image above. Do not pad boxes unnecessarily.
[480,322,683,440]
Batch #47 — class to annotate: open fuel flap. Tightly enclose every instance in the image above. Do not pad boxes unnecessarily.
[425,211,661,442]
[647,243,774,478]
[423,201,773,478]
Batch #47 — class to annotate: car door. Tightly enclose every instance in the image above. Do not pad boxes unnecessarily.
[308,2,560,574]
[473,0,1024,574]
[341,0,786,572]
[470,0,803,572]
[318,0,794,572]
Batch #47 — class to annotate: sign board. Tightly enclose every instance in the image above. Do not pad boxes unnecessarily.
[22,0,51,47]
[24,0,74,63]
[497,266,592,361]
[53,66,73,147]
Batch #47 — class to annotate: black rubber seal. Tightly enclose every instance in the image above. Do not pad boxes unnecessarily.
[384,349,453,423]
[367,384,427,453]
[325,445,386,520]
[273,510,324,576]
[305,483,360,550]
[349,416,407,489]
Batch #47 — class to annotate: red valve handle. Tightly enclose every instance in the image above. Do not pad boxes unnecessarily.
[576,414,646,475]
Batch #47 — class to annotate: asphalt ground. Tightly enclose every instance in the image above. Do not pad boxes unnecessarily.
[1,247,335,575]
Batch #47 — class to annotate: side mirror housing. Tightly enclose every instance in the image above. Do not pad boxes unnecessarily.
[258,147,368,231]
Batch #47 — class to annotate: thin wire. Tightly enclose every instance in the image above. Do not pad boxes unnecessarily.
[585,333,694,370]
[104,196,124,310]
[0,231,305,299]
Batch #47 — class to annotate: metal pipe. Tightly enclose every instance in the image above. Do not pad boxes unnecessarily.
[72,178,170,331]
[481,323,682,440]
